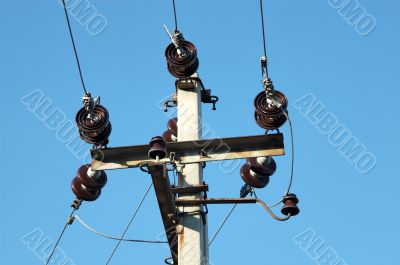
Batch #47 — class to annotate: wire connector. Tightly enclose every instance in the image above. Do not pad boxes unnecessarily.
[82,92,100,114]
[240,184,254,198]
[71,198,83,210]
[260,56,269,78]
[163,25,187,57]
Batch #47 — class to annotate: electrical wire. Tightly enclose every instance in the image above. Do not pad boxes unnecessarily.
[259,0,269,78]
[45,208,76,265]
[73,215,167,244]
[283,111,295,195]
[171,0,179,31]
[105,183,153,265]
[260,0,269,79]
[61,0,88,95]
[208,204,238,246]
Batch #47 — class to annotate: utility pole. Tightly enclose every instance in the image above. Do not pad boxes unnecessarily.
[176,74,208,264]
[87,75,297,265]
[57,2,301,264]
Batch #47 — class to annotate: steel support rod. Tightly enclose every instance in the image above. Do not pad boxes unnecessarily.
[177,74,209,265]
[175,198,258,206]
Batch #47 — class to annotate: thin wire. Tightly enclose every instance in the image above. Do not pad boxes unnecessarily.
[283,111,295,195]
[45,208,76,265]
[105,183,153,265]
[171,0,179,31]
[259,0,269,78]
[61,0,88,95]
[73,215,167,244]
[208,204,238,246]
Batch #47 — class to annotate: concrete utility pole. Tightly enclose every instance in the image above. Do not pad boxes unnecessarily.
[177,74,208,264]
[89,77,289,265]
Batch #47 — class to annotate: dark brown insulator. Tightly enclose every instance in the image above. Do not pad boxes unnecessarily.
[167,118,178,136]
[71,177,101,202]
[281,193,300,216]
[162,130,174,143]
[148,136,167,160]
[254,90,288,130]
[240,164,270,189]
[76,164,107,189]
[254,112,287,130]
[163,118,178,143]
[247,157,277,176]
[165,41,199,78]
[76,105,112,145]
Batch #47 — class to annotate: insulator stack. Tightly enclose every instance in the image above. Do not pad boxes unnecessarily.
[165,41,199,78]
[148,136,168,160]
[76,105,112,146]
[162,118,178,143]
[281,193,300,216]
[240,156,277,188]
[254,90,288,130]
[71,164,107,201]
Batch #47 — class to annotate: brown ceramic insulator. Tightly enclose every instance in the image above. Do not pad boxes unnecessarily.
[247,157,277,176]
[79,122,112,145]
[76,164,107,190]
[281,193,300,216]
[240,164,270,189]
[254,90,288,130]
[76,105,112,145]
[71,177,101,201]
[163,118,178,143]
[165,41,199,78]
[148,136,167,160]
[255,112,287,130]
[162,130,174,143]
[167,118,178,136]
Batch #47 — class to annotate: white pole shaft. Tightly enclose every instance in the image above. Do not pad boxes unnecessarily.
[177,74,209,265]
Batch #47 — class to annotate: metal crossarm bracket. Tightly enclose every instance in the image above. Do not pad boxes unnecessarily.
[171,184,209,195]
[175,198,258,206]
[147,164,179,265]
[90,133,284,171]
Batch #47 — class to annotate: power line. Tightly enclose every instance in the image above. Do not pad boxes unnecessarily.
[259,0,269,78]
[105,183,153,265]
[61,0,88,95]
[45,208,76,265]
[208,204,238,246]
[283,111,295,195]
[74,215,167,244]
[171,0,179,31]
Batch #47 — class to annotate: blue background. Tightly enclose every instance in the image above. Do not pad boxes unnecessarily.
[1,0,399,264]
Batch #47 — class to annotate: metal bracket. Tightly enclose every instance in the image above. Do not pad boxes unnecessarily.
[175,197,291,222]
[146,164,179,265]
[91,133,284,171]
[171,184,209,195]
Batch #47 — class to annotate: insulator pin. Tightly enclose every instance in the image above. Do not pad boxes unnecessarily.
[148,136,167,160]
[281,193,300,216]
[76,105,112,145]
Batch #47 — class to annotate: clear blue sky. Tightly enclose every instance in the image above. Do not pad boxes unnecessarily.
[1,0,399,264]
